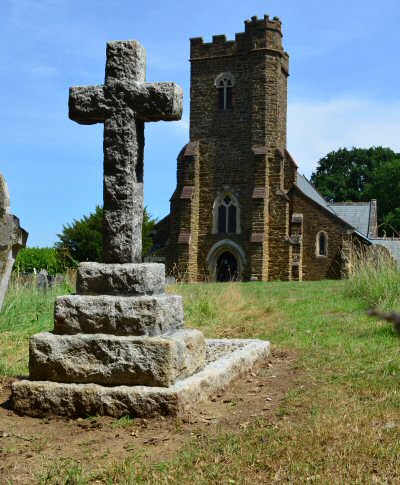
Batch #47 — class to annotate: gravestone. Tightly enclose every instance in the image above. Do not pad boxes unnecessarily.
[37,269,48,290]
[55,274,65,285]
[0,174,28,310]
[12,40,270,418]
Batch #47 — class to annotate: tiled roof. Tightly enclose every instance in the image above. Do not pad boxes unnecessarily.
[329,203,372,237]
[295,174,335,214]
[295,174,372,240]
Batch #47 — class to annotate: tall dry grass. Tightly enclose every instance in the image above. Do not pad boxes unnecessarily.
[0,273,74,376]
[345,243,400,311]
[169,282,278,339]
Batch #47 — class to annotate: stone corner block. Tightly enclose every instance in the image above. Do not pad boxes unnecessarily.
[29,329,205,388]
[54,293,184,336]
[76,262,165,296]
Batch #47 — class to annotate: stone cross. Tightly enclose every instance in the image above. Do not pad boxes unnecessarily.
[69,41,183,263]
[0,174,28,310]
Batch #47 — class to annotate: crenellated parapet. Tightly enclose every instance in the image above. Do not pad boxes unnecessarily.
[190,14,288,68]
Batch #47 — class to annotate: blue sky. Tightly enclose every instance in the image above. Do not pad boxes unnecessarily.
[1,0,399,247]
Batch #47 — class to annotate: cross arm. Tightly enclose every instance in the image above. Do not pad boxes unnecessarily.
[69,85,110,125]
[131,82,183,122]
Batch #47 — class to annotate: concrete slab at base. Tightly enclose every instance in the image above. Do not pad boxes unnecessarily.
[12,339,270,418]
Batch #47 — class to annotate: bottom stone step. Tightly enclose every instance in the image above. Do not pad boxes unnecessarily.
[12,339,270,418]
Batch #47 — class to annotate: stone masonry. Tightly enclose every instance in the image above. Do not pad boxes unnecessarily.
[165,16,293,282]
[152,16,370,282]
[12,39,270,418]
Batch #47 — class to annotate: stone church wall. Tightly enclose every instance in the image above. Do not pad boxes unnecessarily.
[291,188,349,280]
[160,16,356,282]
[166,16,292,282]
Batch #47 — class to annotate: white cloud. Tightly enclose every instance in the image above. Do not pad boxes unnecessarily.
[287,97,400,177]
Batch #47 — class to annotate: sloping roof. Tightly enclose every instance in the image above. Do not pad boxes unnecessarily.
[296,174,336,214]
[329,203,372,237]
[369,239,400,264]
[295,174,371,243]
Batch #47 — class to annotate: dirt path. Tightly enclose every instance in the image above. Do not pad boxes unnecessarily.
[0,349,303,484]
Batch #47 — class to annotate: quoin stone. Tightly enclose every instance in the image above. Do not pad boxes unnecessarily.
[0,173,28,310]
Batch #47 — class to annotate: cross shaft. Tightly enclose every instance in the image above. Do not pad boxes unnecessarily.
[69,40,183,263]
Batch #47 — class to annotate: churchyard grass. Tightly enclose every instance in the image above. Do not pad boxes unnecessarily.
[346,246,400,311]
[2,277,400,483]
[0,275,73,376]
[96,281,400,483]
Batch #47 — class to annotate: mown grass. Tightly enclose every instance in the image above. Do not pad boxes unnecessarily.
[2,274,400,483]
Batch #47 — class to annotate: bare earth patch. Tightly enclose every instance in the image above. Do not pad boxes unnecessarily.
[0,349,301,483]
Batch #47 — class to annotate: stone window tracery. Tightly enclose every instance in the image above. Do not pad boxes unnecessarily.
[316,231,328,257]
[213,192,240,234]
[215,73,235,110]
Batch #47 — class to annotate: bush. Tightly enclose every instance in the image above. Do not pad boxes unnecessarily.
[14,247,71,275]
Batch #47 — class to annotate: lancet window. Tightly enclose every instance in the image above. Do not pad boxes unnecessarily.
[213,192,240,234]
[215,73,235,110]
[316,231,328,256]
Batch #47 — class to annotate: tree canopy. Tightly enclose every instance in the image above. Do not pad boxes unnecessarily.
[56,206,157,263]
[310,147,400,236]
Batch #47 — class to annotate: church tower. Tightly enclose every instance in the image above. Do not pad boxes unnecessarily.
[165,16,297,281]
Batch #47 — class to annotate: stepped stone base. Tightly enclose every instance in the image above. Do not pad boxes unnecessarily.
[54,294,183,336]
[76,262,165,296]
[12,338,270,418]
[29,329,205,387]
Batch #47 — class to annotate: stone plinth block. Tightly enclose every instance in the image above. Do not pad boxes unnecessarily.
[76,262,165,296]
[54,294,183,336]
[29,330,205,388]
[12,339,270,418]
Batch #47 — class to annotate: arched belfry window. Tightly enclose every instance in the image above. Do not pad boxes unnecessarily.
[215,73,235,111]
[316,231,328,257]
[213,192,240,234]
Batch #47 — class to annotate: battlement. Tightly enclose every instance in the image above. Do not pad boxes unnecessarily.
[190,14,285,60]
[244,14,282,34]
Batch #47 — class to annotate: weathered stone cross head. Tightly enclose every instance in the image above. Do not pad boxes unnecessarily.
[69,40,183,264]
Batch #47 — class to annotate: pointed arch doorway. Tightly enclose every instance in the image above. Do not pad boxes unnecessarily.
[216,251,238,282]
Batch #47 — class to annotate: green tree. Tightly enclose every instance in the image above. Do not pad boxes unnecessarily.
[365,157,400,235]
[14,247,69,274]
[142,207,157,255]
[55,206,157,263]
[56,205,103,263]
[310,147,400,236]
[310,147,397,202]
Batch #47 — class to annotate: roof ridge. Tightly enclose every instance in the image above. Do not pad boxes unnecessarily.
[330,202,372,206]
